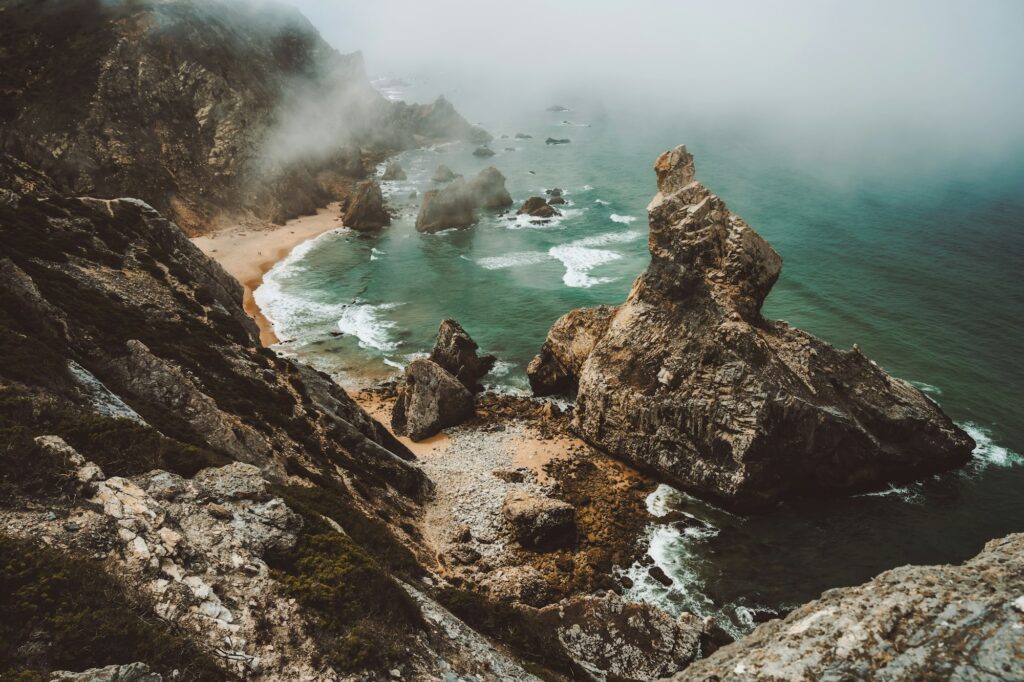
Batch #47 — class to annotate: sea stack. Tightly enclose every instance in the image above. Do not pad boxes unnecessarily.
[339,179,390,231]
[527,145,974,511]
[416,167,513,232]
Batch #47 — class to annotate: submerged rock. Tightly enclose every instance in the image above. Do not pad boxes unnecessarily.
[391,359,475,440]
[431,164,459,183]
[517,196,561,219]
[340,179,391,231]
[382,161,407,181]
[502,490,577,550]
[529,145,974,511]
[430,319,497,393]
[673,533,1024,681]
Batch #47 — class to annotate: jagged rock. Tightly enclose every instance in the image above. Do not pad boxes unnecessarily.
[391,359,475,441]
[51,663,162,682]
[472,146,495,158]
[502,490,577,550]
[545,137,571,145]
[467,166,513,209]
[529,145,974,511]
[517,196,561,218]
[382,161,407,181]
[429,319,497,393]
[432,165,459,183]
[537,591,702,680]
[340,179,391,231]
[648,566,673,587]
[671,533,1024,681]
[548,196,566,205]
[545,188,563,197]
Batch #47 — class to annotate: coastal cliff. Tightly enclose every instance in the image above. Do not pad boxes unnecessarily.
[529,145,974,511]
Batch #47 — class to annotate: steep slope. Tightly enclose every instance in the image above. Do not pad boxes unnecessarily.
[0,0,488,234]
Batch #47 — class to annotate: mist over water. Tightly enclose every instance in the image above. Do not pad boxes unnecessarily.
[266,0,1024,635]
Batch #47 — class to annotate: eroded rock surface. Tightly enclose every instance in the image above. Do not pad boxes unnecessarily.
[340,178,391,230]
[672,533,1024,681]
[518,196,561,218]
[430,319,496,393]
[391,359,475,440]
[530,145,974,510]
[502,490,577,550]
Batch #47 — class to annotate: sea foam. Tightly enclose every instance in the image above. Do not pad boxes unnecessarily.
[337,302,403,353]
[610,213,638,224]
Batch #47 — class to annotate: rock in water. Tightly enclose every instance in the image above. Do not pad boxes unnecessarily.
[517,196,561,218]
[431,165,459,183]
[415,178,479,232]
[429,319,497,393]
[502,490,577,550]
[671,533,1024,681]
[382,161,407,180]
[472,145,495,157]
[340,179,391,231]
[467,166,513,209]
[528,145,974,511]
[545,137,571,145]
[391,359,475,441]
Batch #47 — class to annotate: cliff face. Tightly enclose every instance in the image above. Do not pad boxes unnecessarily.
[529,145,974,511]
[0,0,487,235]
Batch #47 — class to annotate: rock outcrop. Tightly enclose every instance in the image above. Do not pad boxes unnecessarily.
[518,196,561,218]
[502,490,577,550]
[529,145,974,511]
[391,359,475,441]
[538,592,702,680]
[672,533,1024,681]
[473,146,496,157]
[339,179,391,231]
[429,319,496,393]
[382,161,407,181]
[432,165,459,183]
[546,137,571,145]
[416,167,513,232]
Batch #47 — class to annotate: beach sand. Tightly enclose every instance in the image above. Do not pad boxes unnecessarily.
[192,203,343,346]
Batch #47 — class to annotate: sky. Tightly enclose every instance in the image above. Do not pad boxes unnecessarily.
[284,0,1024,172]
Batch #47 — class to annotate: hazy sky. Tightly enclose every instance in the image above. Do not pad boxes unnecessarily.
[286,0,1024,170]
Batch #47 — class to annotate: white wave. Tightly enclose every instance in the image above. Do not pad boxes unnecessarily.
[337,302,403,352]
[548,245,621,288]
[570,230,644,248]
[961,422,1022,467]
[856,483,923,503]
[370,247,385,262]
[909,380,943,397]
[476,251,550,270]
[595,198,610,205]
[610,213,638,224]
[581,185,595,191]
[646,484,680,517]
[489,360,516,377]
[382,358,405,371]
[505,207,585,230]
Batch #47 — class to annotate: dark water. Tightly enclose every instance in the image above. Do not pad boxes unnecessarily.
[256,96,1024,635]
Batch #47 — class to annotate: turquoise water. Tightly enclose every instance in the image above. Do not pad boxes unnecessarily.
[257,100,1024,635]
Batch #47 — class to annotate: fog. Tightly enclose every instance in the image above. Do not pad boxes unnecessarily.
[285,0,1024,175]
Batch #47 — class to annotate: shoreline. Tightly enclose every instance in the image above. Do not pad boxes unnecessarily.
[192,202,344,346]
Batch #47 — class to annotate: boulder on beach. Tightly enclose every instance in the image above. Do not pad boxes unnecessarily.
[339,179,390,231]
[472,145,495,158]
[431,165,459,183]
[429,319,496,393]
[528,145,974,511]
[517,196,561,219]
[467,166,513,209]
[545,137,571,145]
[502,490,577,550]
[381,161,407,181]
[391,358,475,441]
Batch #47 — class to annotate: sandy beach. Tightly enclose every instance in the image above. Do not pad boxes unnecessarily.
[192,203,343,346]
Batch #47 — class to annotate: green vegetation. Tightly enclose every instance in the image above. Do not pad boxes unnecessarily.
[0,536,226,680]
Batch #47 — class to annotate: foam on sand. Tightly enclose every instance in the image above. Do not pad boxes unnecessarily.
[337,302,403,353]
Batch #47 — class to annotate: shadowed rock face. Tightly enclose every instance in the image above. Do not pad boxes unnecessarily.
[391,359,475,441]
[529,145,974,511]
[429,319,496,393]
[415,167,513,232]
[671,533,1024,681]
[340,179,390,231]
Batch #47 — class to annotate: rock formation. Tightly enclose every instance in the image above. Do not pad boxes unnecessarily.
[429,319,497,393]
[432,165,459,183]
[502,490,577,550]
[416,167,514,232]
[515,133,534,139]
[473,146,496,157]
[671,533,1024,681]
[546,137,571,145]
[391,359,475,441]
[339,179,391,230]
[382,161,407,180]
[518,196,561,218]
[528,145,974,511]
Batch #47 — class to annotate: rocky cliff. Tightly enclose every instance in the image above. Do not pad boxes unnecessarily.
[0,0,487,235]
[529,145,974,511]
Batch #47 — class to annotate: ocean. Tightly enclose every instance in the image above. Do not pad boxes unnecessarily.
[255,92,1024,637]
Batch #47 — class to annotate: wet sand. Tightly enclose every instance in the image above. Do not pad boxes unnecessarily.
[192,203,343,346]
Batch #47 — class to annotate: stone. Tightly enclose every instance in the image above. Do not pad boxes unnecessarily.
[648,565,673,586]
[391,359,475,441]
[517,196,561,219]
[548,195,566,205]
[340,179,391,231]
[466,166,513,209]
[514,132,533,139]
[415,178,478,232]
[545,188,563,197]
[529,145,974,511]
[502,490,577,550]
[382,161,407,181]
[431,165,459,183]
[672,533,1024,681]
[429,319,497,393]
[472,145,495,157]
[537,591,701,680]
[545,137,571,145]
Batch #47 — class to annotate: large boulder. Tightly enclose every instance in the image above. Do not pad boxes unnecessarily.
[391,359,475,441]
[538,592,702,680]
[339,179,390,231]
[429,319,496,393]
[517,196,561,218]
[381,161,407,181]
[671,533,1024,681]
[467,166,513,209]
[431,165,458,183]
[472,145,495,158]
[416,167,514,232]
[529,145,974,511]
[502,490,577,550]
